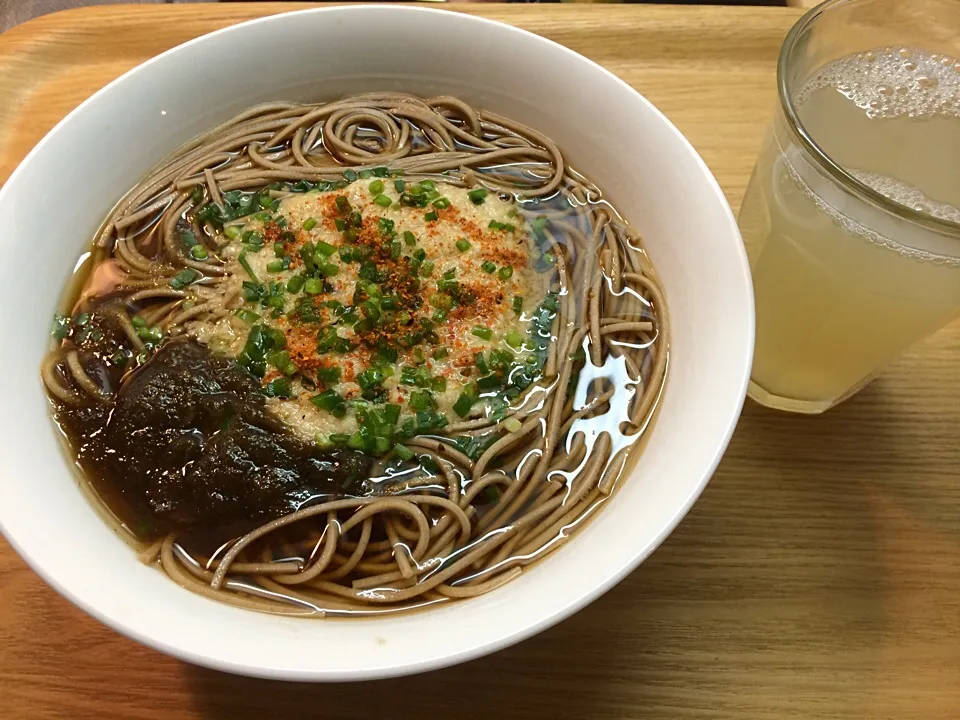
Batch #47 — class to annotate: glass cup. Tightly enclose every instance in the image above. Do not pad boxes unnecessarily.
[738,0,960,414]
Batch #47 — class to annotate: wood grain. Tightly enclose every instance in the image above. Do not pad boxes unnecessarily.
[2,4,960,719]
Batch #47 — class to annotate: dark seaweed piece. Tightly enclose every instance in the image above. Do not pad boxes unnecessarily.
[55,341,370,549]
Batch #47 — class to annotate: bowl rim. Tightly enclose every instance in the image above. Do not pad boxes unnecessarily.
[0,4,754,681]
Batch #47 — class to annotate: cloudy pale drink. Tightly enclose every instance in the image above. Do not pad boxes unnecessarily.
[740,47,960,412]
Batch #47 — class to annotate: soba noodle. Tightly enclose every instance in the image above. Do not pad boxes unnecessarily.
[42,93,667,617]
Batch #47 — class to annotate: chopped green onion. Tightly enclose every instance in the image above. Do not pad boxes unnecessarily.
[235,308,260,324]
[373,194,392,208]
[477,374,501,391]
[311,389,347,417]
[468,188,488,205]
[410,411,446,435]
[266,349,298,376]
[242,230,264,250]
[488,220,517,233]
[316,367,341,383]
[431,376,447,393]
[360,301,381,322]
[266,259,285,273]
[512,295,523,314]
[475,352,489,374]
[471,326,493,340]
[453,391,475,418]
[403,231,416,247]
[51,313,72,339]
[224,225,242,240]
[394,179,406,193]
[505,328,525,349]
[490,349,515,371]
[375,347,398,366]
[368,179,384,194]
[394,443,415,461]
[420,260,435,277]
[432,347,449,360]
[190,245,209,260]
[264,377,294,398]
[481,261,496,274]
[315,241,337,256]
[304,278,324,295]
[135,324,163,343]
[432,197,451,210]
[503,416,523,433]
[456,238,471,252]
[320,263,339,277]
[356,367,384,390]
[424,211,438,222]
[409,390,434,412]
[170,268,200,289]
[391,241,402,261]
[237,251,258,282]
[302,217,317,231]
[287,275,305,294]
[430,293,452,310]
[343,169,358,182]
[335,196,352,214]
[381,403,400,423]
[498,265,514,280]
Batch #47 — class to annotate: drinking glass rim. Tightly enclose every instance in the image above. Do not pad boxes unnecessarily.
[777,0,960,237]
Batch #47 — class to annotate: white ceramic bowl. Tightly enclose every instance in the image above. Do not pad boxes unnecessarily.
[0,6,753,680]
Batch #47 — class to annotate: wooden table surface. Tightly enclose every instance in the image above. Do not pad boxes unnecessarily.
[2,4,959,719]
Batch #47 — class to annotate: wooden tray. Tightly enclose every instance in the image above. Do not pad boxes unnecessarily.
[2,5,958,719]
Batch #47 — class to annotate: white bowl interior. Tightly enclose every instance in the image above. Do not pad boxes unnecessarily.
[0,7,752,680]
